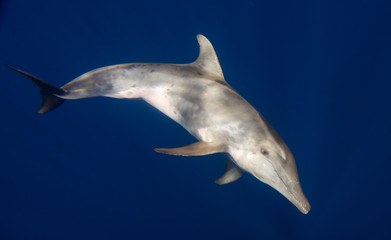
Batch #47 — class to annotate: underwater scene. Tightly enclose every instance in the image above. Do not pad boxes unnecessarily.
[0,0,390,239]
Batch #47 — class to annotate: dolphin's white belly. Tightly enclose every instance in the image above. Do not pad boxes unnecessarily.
[138,84,211,141]
[138,80,261,145]
[138,87,182,123]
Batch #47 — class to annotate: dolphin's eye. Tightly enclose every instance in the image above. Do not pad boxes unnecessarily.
[261,148,268,155]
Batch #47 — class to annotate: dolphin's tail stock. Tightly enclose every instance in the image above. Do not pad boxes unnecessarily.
[5,65,67,114]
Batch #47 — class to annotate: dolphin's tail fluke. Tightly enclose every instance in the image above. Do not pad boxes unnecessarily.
[5,65,67,114]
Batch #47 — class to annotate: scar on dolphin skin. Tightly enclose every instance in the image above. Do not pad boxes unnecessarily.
[5,34,311,214]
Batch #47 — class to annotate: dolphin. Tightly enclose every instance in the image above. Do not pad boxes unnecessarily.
[6,35,311,214]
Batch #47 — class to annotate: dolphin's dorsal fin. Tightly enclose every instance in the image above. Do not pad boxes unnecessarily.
[192,34,225,82]
[215,159,244,185]
[154,141,225,156]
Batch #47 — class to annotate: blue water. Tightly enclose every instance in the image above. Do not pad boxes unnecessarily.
[1,0,390,239]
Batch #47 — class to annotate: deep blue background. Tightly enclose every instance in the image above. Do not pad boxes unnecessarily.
[1,0,390,239]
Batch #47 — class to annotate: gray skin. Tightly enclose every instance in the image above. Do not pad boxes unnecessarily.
[57,35,310,214]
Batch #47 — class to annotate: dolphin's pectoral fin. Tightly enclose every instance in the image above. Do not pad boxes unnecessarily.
[154,141,225,156]
[214,159,244,185]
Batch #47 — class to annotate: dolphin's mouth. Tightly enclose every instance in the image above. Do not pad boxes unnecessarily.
[289,192,311,214]
[254,170,311,214]
[275,172,311,214]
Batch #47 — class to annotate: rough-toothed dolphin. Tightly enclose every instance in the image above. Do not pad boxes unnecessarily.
[6,35,311,214]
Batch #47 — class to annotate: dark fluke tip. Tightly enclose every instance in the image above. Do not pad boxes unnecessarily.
[5,65,66,114]
[5,65,66,96]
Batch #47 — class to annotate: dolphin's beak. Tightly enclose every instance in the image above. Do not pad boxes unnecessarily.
[274,173,311,214]
[282,179,311,214]
[254,170,311,214]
